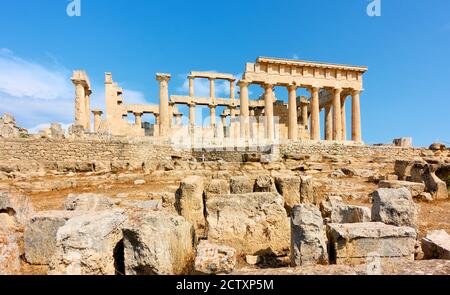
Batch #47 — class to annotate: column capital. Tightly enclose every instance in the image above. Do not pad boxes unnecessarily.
[156,73,171,82]
[133,111,143,116]
[91,110,103,115]
[208,77,216,81]
[208,104,216,109]
[352,89,362,96]
[333,87,343,93]
[263,83,274,90]
[287,83,298,91]
[237,80,250,87]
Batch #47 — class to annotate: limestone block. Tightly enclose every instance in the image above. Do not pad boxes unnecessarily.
[230,176,253,194]
[275,175,301,214]
[0,213,21,275]
[194,240,236,274]
[24,210,79,265]
[206,192,289,256]
[290,204,328,266]
[378,180,425,198]
[320,196,371,223]
[327,222,417,265]
[423,171,448,200]
[48,210,126,275]
[0,192,34,226]
[64,193,114,211]
[421,230,450,260]
[206,179,229,195]
[300,175,315,204]
[254,175,276,192]
[122,211,195,275]
[371,187,418,228]
[176,176,205,238]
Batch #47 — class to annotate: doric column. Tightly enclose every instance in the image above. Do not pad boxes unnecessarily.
[209,78,215,99]
[324,105,333,140]
[73,82,86,127]
[134,112,142,127]
[288,84,298,140]
[156,73,171,137]
[230,79,235,100]
[168,103,174,127]
[155,114,160,125]
[209,104,216,127]
[188,76,195,97]
[341,94,347,141]
[332,87,342,141]
[263,83,275,141]
[84,89,91,131]
[310,87,320,140]
[92,110,103,133]
[300,97,309,127]
[189,103,195,129]
[352,90,362,142]
[175,114,182,126]
[238,80,250,139]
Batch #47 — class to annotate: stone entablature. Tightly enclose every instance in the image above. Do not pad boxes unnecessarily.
[244,57,366,90]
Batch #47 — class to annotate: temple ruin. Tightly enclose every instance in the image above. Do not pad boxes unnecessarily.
[72,57,367,145]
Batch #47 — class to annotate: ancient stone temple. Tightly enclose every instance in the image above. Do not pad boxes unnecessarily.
[72,57,367,144]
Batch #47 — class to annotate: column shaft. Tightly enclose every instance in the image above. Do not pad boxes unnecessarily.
[238,81,250,138]
[310,87,320,140]
[209,78,215,99]
[189,104,195,129]
[352,90,362,142]
[74,83,86,127]
[325,105,333,140]
[332,88,342,141]
[134,113,142,127]
[84,90,91,131]
[341,95,347,141]
[157,74,171,137]
[189,77,194,97]
[210,105,216,127]
[288,85,298,140]
[264,84,274,141]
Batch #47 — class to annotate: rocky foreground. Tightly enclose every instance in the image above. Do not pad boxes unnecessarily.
[0,141,449,275]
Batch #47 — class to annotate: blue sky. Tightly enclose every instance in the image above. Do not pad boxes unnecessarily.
[0,0,449,146]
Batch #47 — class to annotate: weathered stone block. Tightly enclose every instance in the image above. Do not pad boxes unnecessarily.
[327,222,417,265]
[290,204,328,266]
[0,192,34,226]
[300,175,315,204]
[422,230,450,260]
[206,192,289,256]
[176,176,205,238]
[371,187,418,228]
[24,211,79,265]
[378,180,425,198]
[122,211,195,275]
[230,176,253,194]
[194,240,236,274]
[0,213,21,275]
[254,175,276,192]
[206,179,229,195]
[320,196,371,223]
[275,175,300,213]
[64,193,114,211]
[49,210,126,275]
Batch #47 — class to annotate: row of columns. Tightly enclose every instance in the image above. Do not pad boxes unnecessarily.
[158,75,362,142]
[238,83,362,142]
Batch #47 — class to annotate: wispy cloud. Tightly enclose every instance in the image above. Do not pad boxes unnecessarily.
[0,49,146,133]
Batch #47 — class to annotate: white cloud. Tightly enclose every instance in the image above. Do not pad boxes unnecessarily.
[0,49,72,100]
[0,49,148,133]
[292,54,300,60]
